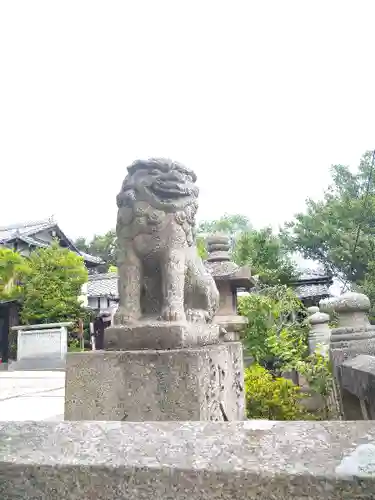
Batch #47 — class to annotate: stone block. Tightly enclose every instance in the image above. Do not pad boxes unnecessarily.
[2,420,375,499]
[10,326,68,371]
[65,342,244,422]
[308,311,330,356]
[339,354,375,419]
[104,320,220,350]
[330,326,375,370]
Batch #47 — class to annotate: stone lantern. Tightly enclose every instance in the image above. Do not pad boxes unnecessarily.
[327,292,375,369]
[307,306,319,316]
[307,310,330,356]
[204,234,255,341]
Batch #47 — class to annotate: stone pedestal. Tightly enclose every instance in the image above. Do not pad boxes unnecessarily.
[65,342,244,422]
[104,321,220,350]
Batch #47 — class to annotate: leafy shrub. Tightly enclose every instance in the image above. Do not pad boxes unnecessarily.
[238,285,309,375]
[245,364,307,420]
[295,351,335,419]
[0,248,29,300]
[68,337,82,352]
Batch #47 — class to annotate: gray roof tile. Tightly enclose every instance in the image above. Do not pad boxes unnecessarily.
[0,217,104,265]
[294,282,331,299]
[0,218,55,242]
[88,272,119,298]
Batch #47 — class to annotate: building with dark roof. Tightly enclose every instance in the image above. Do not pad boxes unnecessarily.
[0,217,105,362]
[87,272,119,311]
[0,217,103,269]
[289,269,333,306]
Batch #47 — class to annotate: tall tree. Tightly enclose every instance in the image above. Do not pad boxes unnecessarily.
[197,213,252,236]
[197,214,297,284]
[281,150,375,285]
[20,241,88,325]
[234,227,298,285]
[75,230,117,272]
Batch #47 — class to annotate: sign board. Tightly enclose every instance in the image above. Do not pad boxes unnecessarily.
[17,327,67,361]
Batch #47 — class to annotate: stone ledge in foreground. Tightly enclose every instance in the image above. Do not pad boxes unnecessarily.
[1,420,375,499]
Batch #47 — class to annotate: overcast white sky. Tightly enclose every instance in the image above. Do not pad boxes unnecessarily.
[0,1,374,240]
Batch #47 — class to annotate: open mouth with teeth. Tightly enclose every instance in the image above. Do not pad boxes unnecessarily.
[151,179,195,198]
[148,171,198,200]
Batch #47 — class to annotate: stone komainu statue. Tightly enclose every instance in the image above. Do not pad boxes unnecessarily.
[114,158,219,325]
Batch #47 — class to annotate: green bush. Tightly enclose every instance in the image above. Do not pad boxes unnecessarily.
[68,337,82,352]
[20,241,88,325]
[238,286,308,375]
[295,351,335,419]
[245,364,307,420]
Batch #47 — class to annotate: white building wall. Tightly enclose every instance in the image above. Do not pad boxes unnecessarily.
[87,296,118,312]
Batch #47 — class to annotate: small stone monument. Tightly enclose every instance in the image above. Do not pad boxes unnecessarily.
[65,158,245,422]
[10,322,71,371]
[205,233,254,341]
[307,306,319,316]
[328,292,375,368]
[307,309,330,356]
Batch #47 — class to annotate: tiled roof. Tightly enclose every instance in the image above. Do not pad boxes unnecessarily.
[291,267,333,300]
[297,268,331,281]
[0,217,104,265]
[88,272,119,298]
[80,251,104,264]
[17,235,49,248]
[0,218,55,243]
[294,282,331,299]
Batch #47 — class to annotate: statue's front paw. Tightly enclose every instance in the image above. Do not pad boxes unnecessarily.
[160,305,186,322]
[186,309,209,323]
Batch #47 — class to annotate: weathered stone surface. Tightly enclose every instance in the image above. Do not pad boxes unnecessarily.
[330,326,375,366]
[204,233,253,342]
[104,320,220,350]
[109,158,219,349]
[308,310,330,356]
[65,343,244,422]
[10,323,69,371]
[329,292,375,370]
[330,291,371,329]
[339,354,375,419]
[307,306,319,315]
[2,420,375,499]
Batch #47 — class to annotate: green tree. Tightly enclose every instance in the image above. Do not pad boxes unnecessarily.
[75,230,117,272]
[238,285,308,375]
[282,150,375,285]
[233,227,298,285]
[73,237,89,253]
[197,213,252,236]
[295,352,335,419]
[0,248,29,300]
[20,241,88,325]
[197,214,297,285]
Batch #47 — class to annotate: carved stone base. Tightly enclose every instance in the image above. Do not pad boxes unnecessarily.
[64,343,245,422]
[330,326,375,371]
[104,321,220,350]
